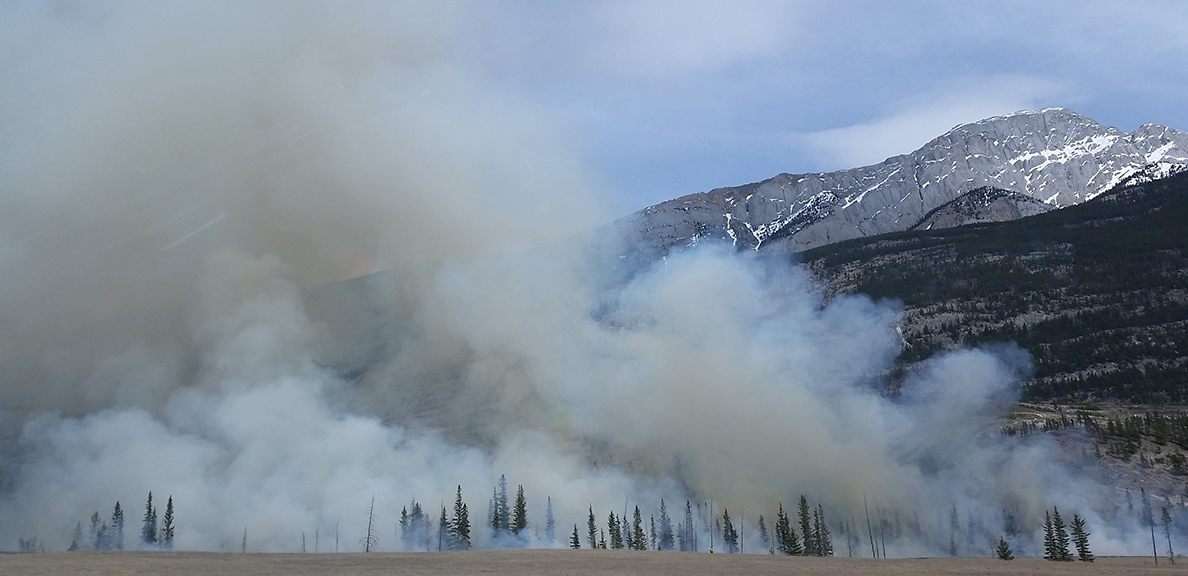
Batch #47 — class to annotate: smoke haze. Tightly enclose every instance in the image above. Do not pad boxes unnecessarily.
[0,0,1173,557]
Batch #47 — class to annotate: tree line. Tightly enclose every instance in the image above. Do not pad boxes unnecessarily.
[66,492,174,551]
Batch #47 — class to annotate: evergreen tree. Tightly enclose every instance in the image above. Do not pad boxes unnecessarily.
[545,497,556,545]
[570,525,581,549]
[685,501,696,552]
[451,485,471,550]
[995,537,1014,560]
[90,511,103,549]
[776,503,801,555]
[401,505,409,544]
[658,499,674,550]
[608,512,623,549]
[949,505,959,557]
[722,509,739,553]
[142,492,158,547]
[798,496,813,555]
[96,521,110,551]
[161,496,175,550]
[624,511,635,551]
[1002,509,1019,538]
[401,500,428,551]
[632,506,646,550]
[496,475,509,532]
[1043,511,1055,560]
[650,515,657,550]
[111,502,125,550]
[438,506,449,551]
[816,504,833,556]
[1071,513,1093,562]
[757,515,771,553]
[1051,508,1072,561]
[587,507,597,549]
[69,522,84,552]
[490,488,500,533]
[512,485,528,535]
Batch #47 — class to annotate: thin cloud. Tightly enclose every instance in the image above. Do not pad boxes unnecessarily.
[795,75,1066,171]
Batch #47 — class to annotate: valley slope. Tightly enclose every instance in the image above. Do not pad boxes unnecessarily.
[800,172,1188,403]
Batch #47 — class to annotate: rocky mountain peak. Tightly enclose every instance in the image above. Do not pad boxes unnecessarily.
[613,108,1188,256]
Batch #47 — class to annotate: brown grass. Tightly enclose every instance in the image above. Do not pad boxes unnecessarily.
[2,550,1185,576]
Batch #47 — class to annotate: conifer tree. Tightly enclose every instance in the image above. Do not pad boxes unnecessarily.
[451,485,471,550]
[401,505,409,544]
[1043,511,1055,560]
[650,515,657,550]
[111,502,125,550]
[512,485,528,536]
[777,503,801,555]
[658,499,674,550]
[97,521,110,551]
[570,525,581,549]
[625,511,635,551]
[587,507,597,549]
[684,501,696,552]
[632,506,646,550]
[722,509,739,553]
[161,496,175,550]
[496,475,509,532]
[608,512,623,549]
[798,496,813,555]
[948,505,959,557]
[1002,509,1019,537]
[69,522,84,552]
[545,497,556,545]
[599,529,607,549]
[490,488,500,532]
[1071,513,1093,562]
[438,506,449,551]
[90,511,103,549]
[757,515,771,553]
[400,500,428,551]
[142,492,157,547]
[816,504,833,556]
[995,537,1014,560]
[1051,508,1072,561]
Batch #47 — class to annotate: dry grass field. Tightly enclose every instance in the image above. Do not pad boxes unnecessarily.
[1,550,1185,576]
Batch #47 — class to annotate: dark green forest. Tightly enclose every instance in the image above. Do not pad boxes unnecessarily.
[800,172,1188,403]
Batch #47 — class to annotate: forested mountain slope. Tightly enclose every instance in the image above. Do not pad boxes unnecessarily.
[801,172,1188,402]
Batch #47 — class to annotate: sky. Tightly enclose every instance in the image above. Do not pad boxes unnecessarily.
[455,0,1188,214]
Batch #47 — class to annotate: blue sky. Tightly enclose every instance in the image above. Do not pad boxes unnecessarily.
[457,0,1188,214]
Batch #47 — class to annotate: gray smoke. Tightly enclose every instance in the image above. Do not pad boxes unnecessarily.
[0,0,1172,556]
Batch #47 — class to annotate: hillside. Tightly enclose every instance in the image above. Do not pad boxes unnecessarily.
[800,172,1188,403]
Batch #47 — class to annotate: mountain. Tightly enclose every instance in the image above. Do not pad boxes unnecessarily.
[615,108,1188,255]
[799,171,1188,403]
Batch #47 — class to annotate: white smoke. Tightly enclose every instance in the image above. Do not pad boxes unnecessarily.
[0,0,1175,557]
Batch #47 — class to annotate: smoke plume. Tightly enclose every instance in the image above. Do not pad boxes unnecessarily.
[0,0,1173,556]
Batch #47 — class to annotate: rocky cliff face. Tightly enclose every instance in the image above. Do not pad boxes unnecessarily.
[615,108,1188,254]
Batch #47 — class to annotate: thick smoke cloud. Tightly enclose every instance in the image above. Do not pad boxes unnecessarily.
[0,0,1169,556]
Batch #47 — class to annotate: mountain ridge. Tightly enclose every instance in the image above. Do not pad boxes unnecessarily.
[613,108,1188,255]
